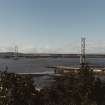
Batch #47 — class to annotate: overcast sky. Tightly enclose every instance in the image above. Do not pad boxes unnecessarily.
[0,0,105,53]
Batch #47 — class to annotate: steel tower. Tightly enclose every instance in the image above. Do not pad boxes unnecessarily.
[80,37,86,65]
[14,45,18,58]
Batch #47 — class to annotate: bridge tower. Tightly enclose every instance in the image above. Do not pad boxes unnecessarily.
[14,45,18,59]
[80,37,86,65]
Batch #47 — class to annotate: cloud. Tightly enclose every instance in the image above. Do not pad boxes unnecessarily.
[0,40,105,54]
[20,43,81,54]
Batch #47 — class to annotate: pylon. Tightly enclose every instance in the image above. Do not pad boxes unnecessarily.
[80,37,86,65]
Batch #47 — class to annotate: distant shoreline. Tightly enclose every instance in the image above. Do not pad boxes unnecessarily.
[0,52,105,58]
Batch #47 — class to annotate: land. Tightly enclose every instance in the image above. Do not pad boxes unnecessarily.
[0,52,105,58]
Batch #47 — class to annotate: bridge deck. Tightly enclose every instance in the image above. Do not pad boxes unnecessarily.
[47,65,105,74]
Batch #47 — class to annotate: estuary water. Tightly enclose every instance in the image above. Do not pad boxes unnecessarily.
[0,57,105,88]
[0,57,105,73]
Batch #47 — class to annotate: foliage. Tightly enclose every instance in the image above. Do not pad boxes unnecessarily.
[0,71,38,105]
[0,65,105,105]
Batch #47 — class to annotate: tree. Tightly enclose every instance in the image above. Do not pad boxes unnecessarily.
[0,71,38,105]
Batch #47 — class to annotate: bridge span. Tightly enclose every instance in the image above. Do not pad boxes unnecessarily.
[47,65,105,75]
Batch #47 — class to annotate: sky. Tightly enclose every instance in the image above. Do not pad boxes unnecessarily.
[0,0,105,53]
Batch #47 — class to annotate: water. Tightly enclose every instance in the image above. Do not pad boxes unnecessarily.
[0,57,105,89]
[0,57,105,73]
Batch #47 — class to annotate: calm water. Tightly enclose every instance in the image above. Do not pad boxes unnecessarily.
[0,57,105,73]
[0,57,105,88]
